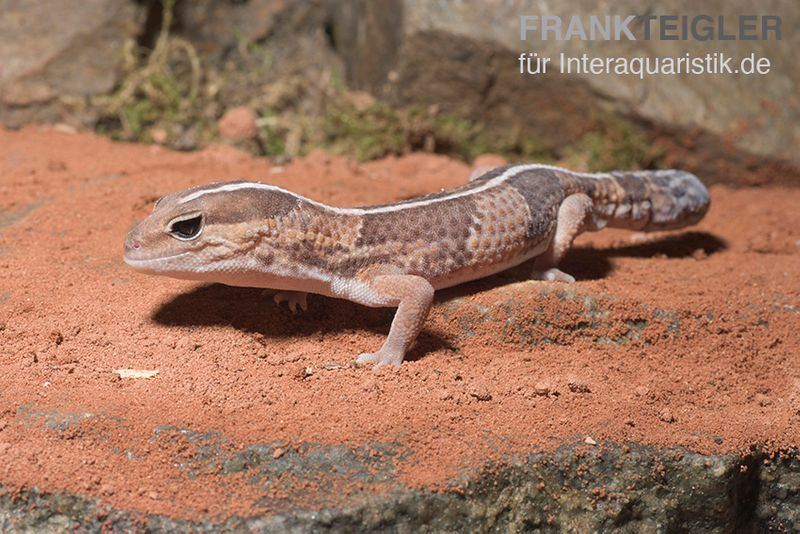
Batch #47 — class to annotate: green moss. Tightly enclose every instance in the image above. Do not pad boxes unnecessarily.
[118,99,159,141]
[320,102,556,163]
[96,0,207,146]
[565,113,653,171]
[258,113,287,157]
[91,0,652,167]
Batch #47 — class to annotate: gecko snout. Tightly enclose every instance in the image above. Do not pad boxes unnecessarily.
[123,226,145,258]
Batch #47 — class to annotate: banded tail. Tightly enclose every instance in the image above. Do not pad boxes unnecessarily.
[566,169,711,232]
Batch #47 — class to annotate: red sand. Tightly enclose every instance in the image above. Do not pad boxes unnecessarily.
[0,126,798,519]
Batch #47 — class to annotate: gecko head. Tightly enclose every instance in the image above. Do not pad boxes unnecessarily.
[124,181,300,278]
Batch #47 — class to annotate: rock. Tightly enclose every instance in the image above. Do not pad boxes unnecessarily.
[568,381,591,394]
[0,0,144,126]
[332,0,800,179]
[534,380,553,397]
[174,0,289,62]
[468,382,492,402]
[217,106,259,141]
[49,331,63,346]
[149,127,168,145]
[659,408,677,424]
[2,442,799,531]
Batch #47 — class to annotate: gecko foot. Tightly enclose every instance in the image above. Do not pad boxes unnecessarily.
[273,291,308,313]
[530,268,576,284]
[356,349,403,369]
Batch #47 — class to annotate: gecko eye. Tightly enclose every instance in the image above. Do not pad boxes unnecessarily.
[168,214,203,240]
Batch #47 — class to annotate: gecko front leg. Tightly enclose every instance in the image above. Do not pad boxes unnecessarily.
[344,274,434,368]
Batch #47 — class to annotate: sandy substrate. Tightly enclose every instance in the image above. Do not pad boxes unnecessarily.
[0,126,798,520]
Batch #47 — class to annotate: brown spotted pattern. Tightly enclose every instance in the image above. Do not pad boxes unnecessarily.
[232,176,564,286]
[135,166,708,285]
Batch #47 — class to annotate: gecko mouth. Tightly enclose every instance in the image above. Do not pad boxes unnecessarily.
[123,251,191,271]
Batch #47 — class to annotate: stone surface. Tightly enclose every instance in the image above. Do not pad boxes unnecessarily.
[1,441,798,531]
[0,0,143,125]
[331,0,800,175]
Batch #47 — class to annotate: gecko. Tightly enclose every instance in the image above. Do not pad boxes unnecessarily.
[124,164,709,367]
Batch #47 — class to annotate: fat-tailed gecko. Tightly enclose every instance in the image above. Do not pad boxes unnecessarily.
[124,164,709,367]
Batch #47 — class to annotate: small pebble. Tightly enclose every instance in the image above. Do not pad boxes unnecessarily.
[659,408,676,423]
[534,381,553,396]
[218,106,258,141]
[50,330,64,345]
[754,393,772,407]
[149,127,168,145]
[469,385,492,402]
[568,382,591,394]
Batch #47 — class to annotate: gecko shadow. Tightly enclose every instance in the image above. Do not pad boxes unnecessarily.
[153,231,725,361]
[152,284,454,361]
[439,230,727,299]
[566,230,728,279]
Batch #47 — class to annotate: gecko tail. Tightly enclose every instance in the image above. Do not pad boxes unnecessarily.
[582,169,711,232]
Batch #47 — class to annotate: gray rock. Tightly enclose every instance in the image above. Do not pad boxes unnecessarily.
[0,0,143,126]
[332,0,800,173]
[1,440,797,532]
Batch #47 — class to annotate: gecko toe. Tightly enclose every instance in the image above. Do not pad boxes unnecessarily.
[531,268,576,284]
[356,350,403,369]
[273,291,309,314]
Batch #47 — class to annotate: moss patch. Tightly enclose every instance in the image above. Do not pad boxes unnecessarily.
[321,101,556,163]
[88,2,656,169]
[563,112,656,171]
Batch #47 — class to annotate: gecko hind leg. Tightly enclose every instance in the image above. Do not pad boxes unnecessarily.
[531,193,597,284]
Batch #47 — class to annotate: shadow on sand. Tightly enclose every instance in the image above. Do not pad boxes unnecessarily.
[153,231,726,361]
